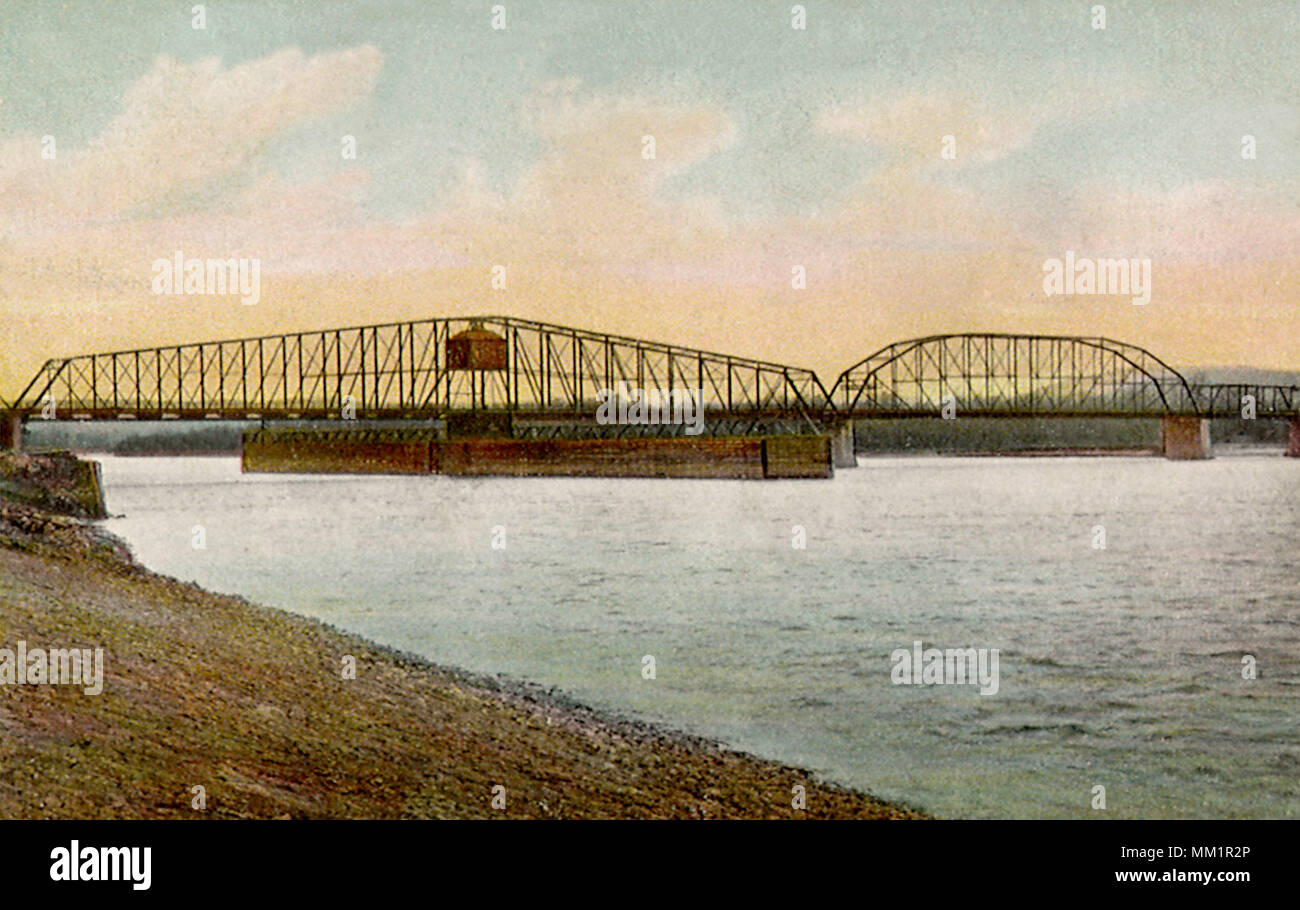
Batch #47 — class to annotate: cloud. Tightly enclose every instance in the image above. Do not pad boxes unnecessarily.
[0,43,474,300]
[1062,179,1300,263]
[810,94,1035,253]
[0,45,382,237]
[426,82,737,267]
[817,93,1035,166]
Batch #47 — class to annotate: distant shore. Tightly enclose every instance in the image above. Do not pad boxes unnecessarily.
[0,452,921,819]
[944,447,1159,457]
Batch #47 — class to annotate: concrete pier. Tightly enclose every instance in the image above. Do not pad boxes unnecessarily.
[831,421,857,469]
[1287,418,1300,458]
[1160,416,1211,460]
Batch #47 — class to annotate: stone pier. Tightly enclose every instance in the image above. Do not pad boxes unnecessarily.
[831,420,857,468]
[0,413,21,451]
[1287,418,1300,458]
[1160,415,1211,460]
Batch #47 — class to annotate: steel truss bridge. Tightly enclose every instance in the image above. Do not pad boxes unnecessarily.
[9,316,831,433]
[7,318,1299,431]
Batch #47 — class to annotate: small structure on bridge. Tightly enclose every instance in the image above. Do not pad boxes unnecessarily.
[446,321,508,371]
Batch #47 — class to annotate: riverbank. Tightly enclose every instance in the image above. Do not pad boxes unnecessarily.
[0,452,920,819]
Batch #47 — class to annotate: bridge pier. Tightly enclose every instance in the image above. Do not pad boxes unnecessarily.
[831,420,857,468]
[1287,418,1300,458]
[1161,416,1211,460]
[0,413,21,451]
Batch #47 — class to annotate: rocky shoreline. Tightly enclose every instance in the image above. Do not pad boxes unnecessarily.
[0,451,922,819]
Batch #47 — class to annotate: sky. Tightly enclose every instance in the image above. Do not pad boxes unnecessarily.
[0,0,1297,395]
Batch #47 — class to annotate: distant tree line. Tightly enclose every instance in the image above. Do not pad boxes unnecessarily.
[853,417,1287,453]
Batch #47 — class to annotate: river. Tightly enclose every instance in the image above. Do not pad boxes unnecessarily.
[96,452,1299,818]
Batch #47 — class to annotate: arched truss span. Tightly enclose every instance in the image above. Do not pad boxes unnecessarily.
[831,334,1201,418]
